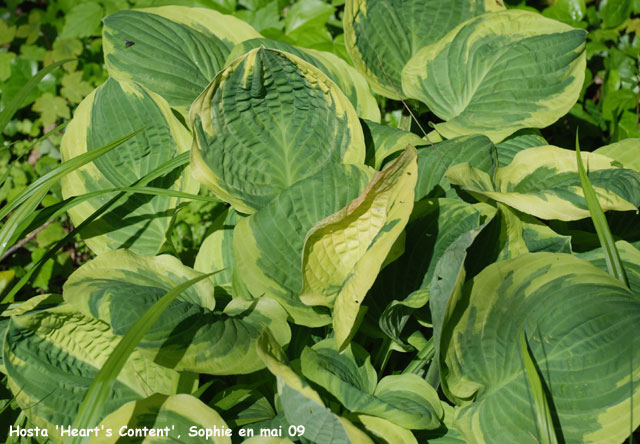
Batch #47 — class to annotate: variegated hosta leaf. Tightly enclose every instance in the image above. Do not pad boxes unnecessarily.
[595,137,640,172]
[228,38,380,122]
[343,0,503,99]
[373,199,495,345]
[577,240,640,295]
[357,415,418,444]
[103,6,261,112]
[233,164,372,327]
[91,394,231,444]
[300,339,442,429]
[446,146,640,221]
[256,330,375,444]
[298,147,417,349]
[190,47,366,214]
[194,208,241,293]
[3,305,180,442]
[360,119,425,169]
[446,253,640,444]
[63,250,290,375]
[495,129,547,168]
[402,10,586,142]
[61,77,196,255]
[414,135,496,201]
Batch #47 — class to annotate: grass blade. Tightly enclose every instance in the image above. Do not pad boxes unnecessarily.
[0,130,141,259]
[520,330,559,444]
[0,59,74,134]
[575,134,629,287]
[66,271,215,444]
[1,152,190,302]
[0,128,141,223]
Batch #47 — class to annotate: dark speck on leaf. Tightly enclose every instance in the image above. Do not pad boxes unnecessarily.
[125,40,135,48]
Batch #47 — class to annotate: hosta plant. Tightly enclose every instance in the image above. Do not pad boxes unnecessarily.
[2,1,640,444]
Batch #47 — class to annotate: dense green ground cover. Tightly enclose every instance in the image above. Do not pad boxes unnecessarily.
[1,0,640,443]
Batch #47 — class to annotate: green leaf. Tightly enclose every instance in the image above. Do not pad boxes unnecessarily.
[446,146,640,221]
[343,0,503,99]
[0,58,71,135]
[299,147,417,350]
[576,240,640,295]
[32,93,71,126]
[15,10,41,45]
[191,47,366,214]
[63,250,290,375]
[60,78,197,255]
[519,331,559,444]
[360,119,425,169]
[227,38,381,122]
[60,71,94,104]
[233,164,372,327]
[595,138,640,172]
[0,129,139,262]
[542,0,586,27]
[373,199,495,346]
[3,305,180,441]
[67,271,214,444]
[576,138,629,286]
[357,415,418,444]
[0,52,16,82]
[414,135,496,201]
[103,6,261,112]
[0,18,16,45]
[60,3,104,39]
[495,129,547,168]
[92,394,232,444]
[402,10,586,142]
[256,330,375,444]
[194,209,240,293]
[300,339,443,429]
[600,0,632,29]
[445,253,640,444]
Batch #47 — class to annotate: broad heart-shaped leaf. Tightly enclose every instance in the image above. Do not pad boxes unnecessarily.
[103,6,261,112]
[595,137,640,172]
[233,164,372,327]
[577,240,640,295]
[495,129,547,168]
[3,304,179,442]
[414,135,496,201]
[190,47,366,214]
[194,208,241,294]
[300,339,443,429]
[227,38,380,122]
[371,199,495,345]
[61,77,196,256]
[402,10,586,142]
[343,0,503,99]
[256,330,375,444]
[444,253,640,444]
[91,394,231,444]
[446,146,640,221]
[299,147,417,350]
[360,119,426,169]
[357,415,418,444]
[63,250,290,375]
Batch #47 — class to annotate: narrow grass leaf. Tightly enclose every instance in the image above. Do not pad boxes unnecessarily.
[1,152,190,302]
[576,134,629,287]
[0,59,74,134]
[0,129,140,222]
[520,330,559,444]
[66,271,215,444]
